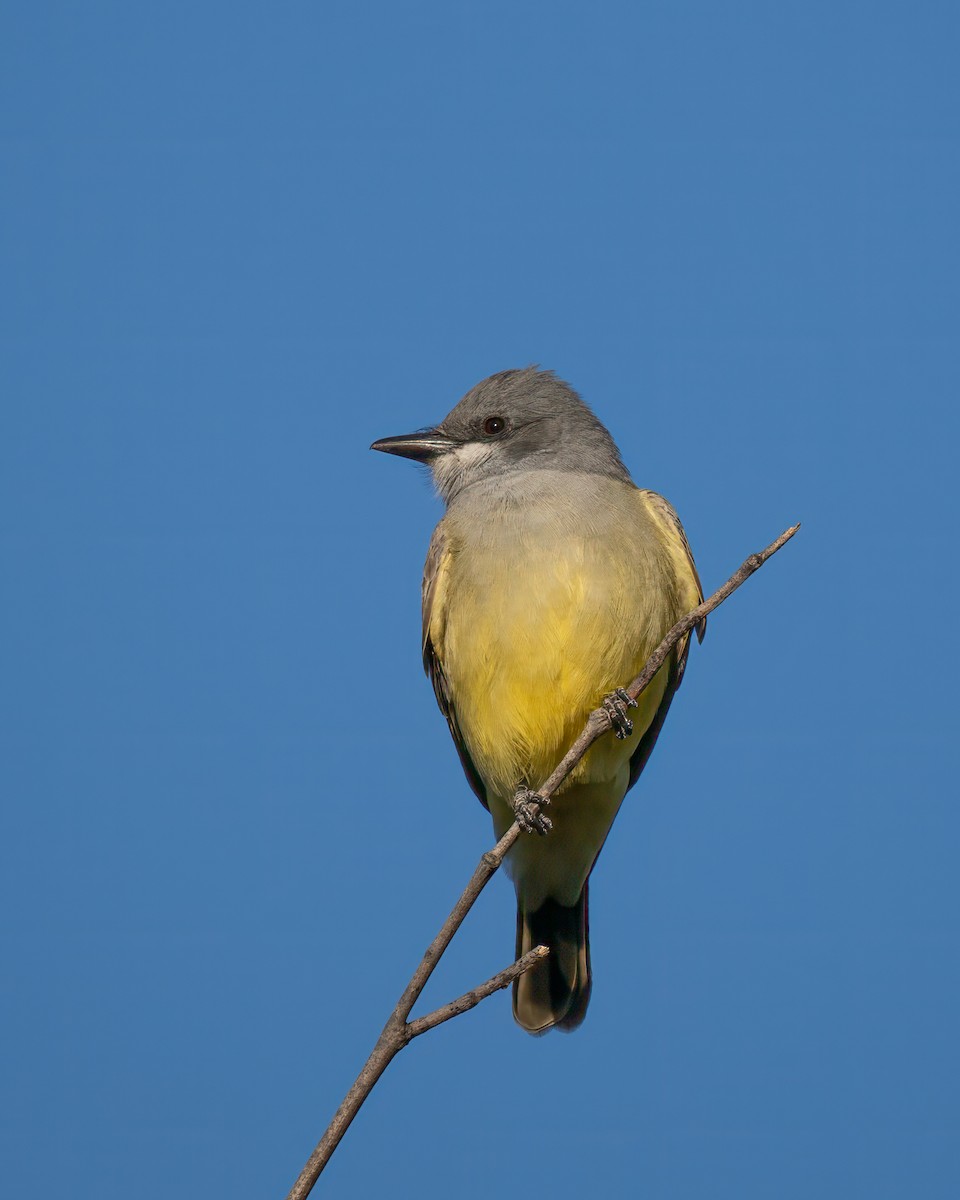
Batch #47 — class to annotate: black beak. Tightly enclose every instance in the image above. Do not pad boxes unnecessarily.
[370,428,455,462]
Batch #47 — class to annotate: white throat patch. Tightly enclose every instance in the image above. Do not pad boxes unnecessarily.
[431,441,495,503]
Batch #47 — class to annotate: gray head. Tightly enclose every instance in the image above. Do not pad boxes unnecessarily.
[371,367,631,503]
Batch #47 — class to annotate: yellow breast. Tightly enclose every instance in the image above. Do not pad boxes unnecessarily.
[429,478,689,801]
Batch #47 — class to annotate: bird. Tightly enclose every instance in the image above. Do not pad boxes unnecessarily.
[371,367,705,1034]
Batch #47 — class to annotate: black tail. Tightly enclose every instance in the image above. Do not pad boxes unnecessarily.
[513,885,591,1035]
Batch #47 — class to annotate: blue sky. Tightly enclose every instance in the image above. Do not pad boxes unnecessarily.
[2,3,958,1197]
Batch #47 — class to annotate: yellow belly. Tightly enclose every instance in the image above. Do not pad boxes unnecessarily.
[441,542,670,794]
[430,478,693,905]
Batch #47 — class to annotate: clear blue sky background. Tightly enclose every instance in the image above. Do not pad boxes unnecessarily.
[2,3,957,1197]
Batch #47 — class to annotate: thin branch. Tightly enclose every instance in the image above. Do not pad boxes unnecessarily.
[285,939,547,1200]
[406,946,550,1040]
[529,521,801,818]
[285,522,800,1200]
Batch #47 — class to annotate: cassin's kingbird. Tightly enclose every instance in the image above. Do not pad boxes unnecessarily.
[372,368,704,1034]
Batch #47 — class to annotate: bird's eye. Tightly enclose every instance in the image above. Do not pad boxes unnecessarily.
[482,416,506,436]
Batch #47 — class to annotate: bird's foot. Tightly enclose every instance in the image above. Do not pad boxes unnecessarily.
[602,687,638,739]
[512,786,552,835]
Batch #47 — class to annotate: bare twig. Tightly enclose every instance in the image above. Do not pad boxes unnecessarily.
[285,941,547,1200]
[284,523,799,1199]
[406,945,551,1039]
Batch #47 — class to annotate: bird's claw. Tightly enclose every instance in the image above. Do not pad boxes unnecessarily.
[602,687,638,739]
[513,786,552,835]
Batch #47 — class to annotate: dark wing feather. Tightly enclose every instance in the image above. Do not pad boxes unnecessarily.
[626,658,681,793]
[422,522,488,809]
[641,490,707,689]
[628,493,707,790]
[671,503,707,682]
